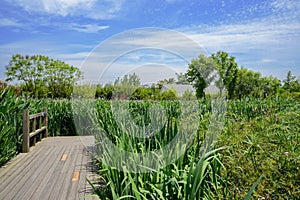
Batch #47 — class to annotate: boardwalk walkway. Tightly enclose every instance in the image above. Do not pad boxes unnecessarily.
[0,136,99,200]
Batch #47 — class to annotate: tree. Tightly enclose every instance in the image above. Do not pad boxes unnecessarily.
[260,76,281,98]
[160,88,178,100]
[211,51,238,99]
[175,72,189,84]
[95,84,114,100]
[130,87,152,100]
[5,54,49,97]
[185,54,216,99]
[283,70,299,93]
[45,59,82,98]
[233,67,261,99]
[113,73,141,99]
[5,54,82,98]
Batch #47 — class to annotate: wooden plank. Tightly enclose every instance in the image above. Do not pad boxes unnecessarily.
[29,112,43,119]
[67,145,86,200]
[29,126,46,138]
[0,146,53,199]
[77,146,89,200]
[0,136,98,200]
[10,145,58,200]
[0,144,45,192]
[45,144,77,199]
[56,145,81,200]
[27,145,67,200]
[44,107,48,138]
[23,145,67,200]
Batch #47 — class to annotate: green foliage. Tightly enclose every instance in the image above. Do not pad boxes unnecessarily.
[96,84,114,100]
[5,54,82,98]
[92,100,228,199]
[211,51,238,99]
[233,67,262,99]
[260,76,281,98]
[0,90,79,167]
[218,97,300,199]
[175,72,189,84]
[181,90,196,100]
[114,73,141,99]
[160,88,178,100]
[185,54,216,99]
[0,88,30,166]
[73,84,97,98]
[283,70,300,93]
[130,87,152,100]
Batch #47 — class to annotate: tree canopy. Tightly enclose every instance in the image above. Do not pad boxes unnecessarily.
[211,51,238,99]
[185,54,216,98]
[5,54,82,98]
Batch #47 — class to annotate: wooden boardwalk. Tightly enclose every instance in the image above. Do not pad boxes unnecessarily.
[0,136,99,200]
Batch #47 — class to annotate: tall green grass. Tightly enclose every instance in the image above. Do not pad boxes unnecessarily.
[87,100,229,199]
[0,89,29,166]
[218,97,300,199]
[1,90,298,199]
[88,98,299,199]
[0,89,78,167]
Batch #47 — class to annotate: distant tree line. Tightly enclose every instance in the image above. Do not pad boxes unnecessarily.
[2,52,300,100]
[180,51,300,100]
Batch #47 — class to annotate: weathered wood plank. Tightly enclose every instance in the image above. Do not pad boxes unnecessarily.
[29,126,46,138]
[0,146,53,199]
[60,145,85,200]
[0,144,45,192]
[10,146,57,200]
[28,145,67,200]
[29,112,43,119]
[0,136,98,200]
[23,145,67,200]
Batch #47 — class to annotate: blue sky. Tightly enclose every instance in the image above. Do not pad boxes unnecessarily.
[0,0,299,83]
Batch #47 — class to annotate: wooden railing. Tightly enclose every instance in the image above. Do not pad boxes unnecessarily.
[22,108,48,153]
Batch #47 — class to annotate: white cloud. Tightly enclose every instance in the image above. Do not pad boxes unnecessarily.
[178,20,300,80]
[0,18,23,27]
[69,24,109,33]
[8,0,124,19]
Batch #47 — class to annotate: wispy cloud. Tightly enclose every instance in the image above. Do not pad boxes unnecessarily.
[69,23,109,33]
[178,19,300,79]
[0,18,23,27]
[7,0,124,20]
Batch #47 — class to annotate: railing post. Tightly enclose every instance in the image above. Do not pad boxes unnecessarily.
[44,107,48,138]
[38,116,42,142]
[32,118,36,146]
[22,109,30,153]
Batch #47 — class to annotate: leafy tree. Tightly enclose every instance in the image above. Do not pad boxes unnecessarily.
[114,73,141,99]
[260,76,281,98]
[283,70,300,93]
[160,88,178,100]
[211,51,238,99]
[185,54,216,99]
[175,72,189,84]
[5,54,49,97]
[95,84,114,100]
[5,54,82,98]
[130,87,152,100]
[233,67,261,99]
[45,59,82,98]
